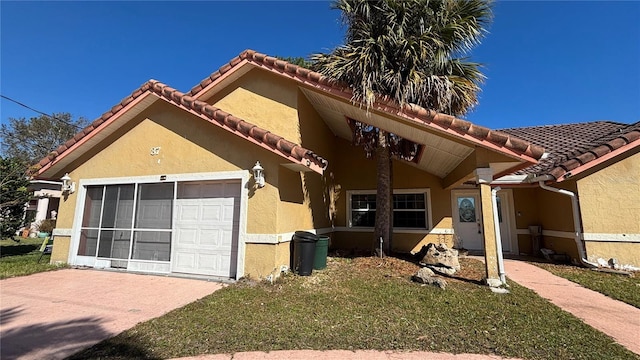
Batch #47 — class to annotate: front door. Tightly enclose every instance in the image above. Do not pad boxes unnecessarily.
[452,189,516,253]
[452,190,483,250]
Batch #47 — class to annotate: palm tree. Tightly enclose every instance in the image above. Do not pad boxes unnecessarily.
[313,0,492,255]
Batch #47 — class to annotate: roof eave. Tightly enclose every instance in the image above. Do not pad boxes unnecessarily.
[551,137,640,182]
[187,50,545,165]
[37,91,159,178]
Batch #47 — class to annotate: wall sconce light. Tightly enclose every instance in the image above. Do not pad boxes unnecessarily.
[60,173,76,194]
[252,161,265,188]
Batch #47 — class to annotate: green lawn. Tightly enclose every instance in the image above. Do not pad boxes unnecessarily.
[0,237,67,279]
[533,262,640,308]
[70,257,637,360]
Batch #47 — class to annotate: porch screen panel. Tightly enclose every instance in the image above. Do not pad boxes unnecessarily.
[81,186,103,227]
[101,185,134,228]
[95,185,135,259]
[78,186,103,256]
[132,183,173,261]
[135,183,173,229]
[97,230,132,259]
[132,231,171,261]
[78,229,98,256]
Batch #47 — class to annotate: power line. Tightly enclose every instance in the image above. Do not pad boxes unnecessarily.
[0,94,83,130]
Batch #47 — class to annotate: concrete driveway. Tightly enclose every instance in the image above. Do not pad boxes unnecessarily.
[0,269,224,360]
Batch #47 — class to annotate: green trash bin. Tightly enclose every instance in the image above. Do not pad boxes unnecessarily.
[313,235,329,270]
[293,231,318,276]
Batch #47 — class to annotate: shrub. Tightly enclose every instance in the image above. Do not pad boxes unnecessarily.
[37,219,56,234]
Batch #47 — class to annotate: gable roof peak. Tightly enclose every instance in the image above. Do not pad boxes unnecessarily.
[36,77,328,176]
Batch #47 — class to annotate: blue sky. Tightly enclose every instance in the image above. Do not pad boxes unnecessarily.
[1,1,638,131]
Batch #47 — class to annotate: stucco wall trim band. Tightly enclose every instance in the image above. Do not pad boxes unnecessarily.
[516,229,575,239]
[245,228,333,244]
[52,228,72,236]
[333,227,454,235]
[583,233,640,242]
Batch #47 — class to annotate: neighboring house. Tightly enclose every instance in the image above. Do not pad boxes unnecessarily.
[24,180,62,236]
[35,50,549,283]
[494,121,640,269]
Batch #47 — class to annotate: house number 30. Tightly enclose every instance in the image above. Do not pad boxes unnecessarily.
[150,147,161,156]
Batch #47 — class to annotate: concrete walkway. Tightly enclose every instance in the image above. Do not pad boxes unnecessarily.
[503,259,640,355]
[0,269,223,360]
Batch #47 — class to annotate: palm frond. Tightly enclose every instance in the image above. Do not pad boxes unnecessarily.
[312,0,491,116]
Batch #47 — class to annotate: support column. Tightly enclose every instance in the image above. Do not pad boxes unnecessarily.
[475,168,501,287]
[35,196,50,223]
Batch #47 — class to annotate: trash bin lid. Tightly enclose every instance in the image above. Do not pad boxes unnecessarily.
[294,231,318,242]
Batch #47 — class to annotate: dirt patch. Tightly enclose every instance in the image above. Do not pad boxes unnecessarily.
[323,254,487,285]
[349,256,420,277]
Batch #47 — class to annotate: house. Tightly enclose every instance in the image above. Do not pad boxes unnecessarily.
[494,121,640,269]
[36,50,551,284]
[23,180,62,236]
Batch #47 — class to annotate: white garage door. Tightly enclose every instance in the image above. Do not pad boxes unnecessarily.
[172,180,240,278]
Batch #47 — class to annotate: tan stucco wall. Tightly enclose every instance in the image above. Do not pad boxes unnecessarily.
[510,151,640,266]
[328,138,454,253]
[511,188,540,255]
[542,236,579,260]
[50,236,70,264]
[511,185,576,257]
[331,232,454,254]
[208,68,301,143]
[577,151,640,234]
[55,101,283,235]
[274,89,337,234]
[511,188,540,230]
[244,242,291,279]
[206,69,337,235]
[585,242,639,267]
[576,151,640,266]
[535,182,577,233]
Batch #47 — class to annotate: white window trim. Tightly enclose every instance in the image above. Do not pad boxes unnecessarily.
[346,188,432,231]
[68,170,249,279]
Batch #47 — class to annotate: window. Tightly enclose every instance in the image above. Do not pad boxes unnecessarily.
[348,190,430,229]
[350,194,376,227]
[393,193,427,228]
[78,183,174,262]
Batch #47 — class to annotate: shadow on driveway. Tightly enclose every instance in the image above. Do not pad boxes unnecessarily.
[2,317,111,359]
[0,269,223,359]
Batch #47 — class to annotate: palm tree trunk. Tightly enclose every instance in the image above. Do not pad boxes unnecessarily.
[374,130,393,256]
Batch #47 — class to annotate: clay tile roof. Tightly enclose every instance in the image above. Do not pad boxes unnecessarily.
[36,79,328,175]
[188,50,545,161]
[500,120,640,179]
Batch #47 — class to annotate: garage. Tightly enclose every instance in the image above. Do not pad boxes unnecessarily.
[72,177,243,279]
[173,180,241,278]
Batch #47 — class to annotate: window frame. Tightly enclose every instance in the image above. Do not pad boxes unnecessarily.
[346,189,432,231]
